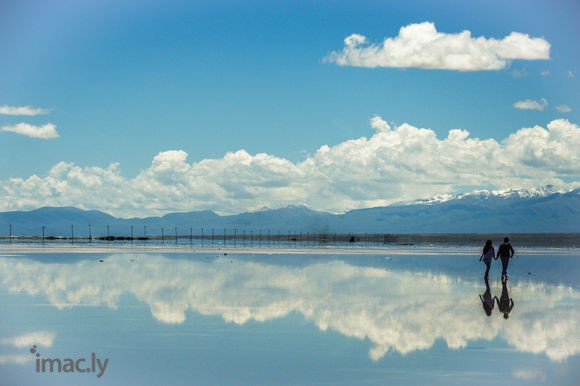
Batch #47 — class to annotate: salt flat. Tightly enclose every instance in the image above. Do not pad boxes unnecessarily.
[1,245,578,385]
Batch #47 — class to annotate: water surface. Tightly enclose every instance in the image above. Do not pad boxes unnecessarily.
[1,247,578,385]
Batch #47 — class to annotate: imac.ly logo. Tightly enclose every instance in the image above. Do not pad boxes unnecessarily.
[30,345,109,378]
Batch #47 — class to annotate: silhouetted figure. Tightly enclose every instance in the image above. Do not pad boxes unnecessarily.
[496,237,515,280]
[494,279,514,319]
[479,276,494,317]
[479,239,495,278]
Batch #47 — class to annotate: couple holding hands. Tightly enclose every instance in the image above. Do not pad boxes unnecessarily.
[479,237,515,280]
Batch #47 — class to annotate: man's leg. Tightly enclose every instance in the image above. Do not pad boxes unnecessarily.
[501,258,509,279]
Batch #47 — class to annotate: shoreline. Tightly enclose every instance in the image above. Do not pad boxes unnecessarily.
[1,241,578,256]
[1,233,578,248]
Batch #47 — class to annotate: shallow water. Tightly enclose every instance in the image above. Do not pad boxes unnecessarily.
[1,248,579,385]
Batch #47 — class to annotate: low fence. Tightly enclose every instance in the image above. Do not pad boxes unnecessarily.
[1,225,579,248]
[0,228,398,248]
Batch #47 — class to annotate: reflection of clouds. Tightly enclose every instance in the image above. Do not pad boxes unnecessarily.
[0,331,56,366]
[0,254,578,362]
[504,283,578,361]
[0,354,32,365]
[0,331,56,348]
[512,368,546,382]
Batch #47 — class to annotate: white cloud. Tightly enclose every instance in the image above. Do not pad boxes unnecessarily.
[1,122,59,139]
[370,115,391,131]
[324,22,550,71]
[0,105,49,116]
[556,104,572,113]
[0,118,578,217]
[513,98,548,111]
[503,119,580,174]
[344,33,366,47]
[0,254,578,362]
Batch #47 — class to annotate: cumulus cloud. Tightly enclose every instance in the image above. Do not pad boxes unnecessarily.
[0,105,49,116]
[0,254,578,362]
[556,104,572,113]
[1,117,578,216]
[503,119,580,174]
[1,122,59,139]
[513,98,548,111]
[324,22,550,71]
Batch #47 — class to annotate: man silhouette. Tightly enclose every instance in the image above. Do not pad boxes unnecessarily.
[494,279,515,319]
[496,237,515,280]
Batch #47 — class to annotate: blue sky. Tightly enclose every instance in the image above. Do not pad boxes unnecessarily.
[0,0,578,216]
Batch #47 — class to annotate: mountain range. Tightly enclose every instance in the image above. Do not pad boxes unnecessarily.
[1,186,578,237]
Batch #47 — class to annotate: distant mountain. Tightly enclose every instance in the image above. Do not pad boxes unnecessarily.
[1,187,578,237]
[338,187,579,233]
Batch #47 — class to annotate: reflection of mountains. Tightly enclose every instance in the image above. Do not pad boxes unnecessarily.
[1,254,578,362]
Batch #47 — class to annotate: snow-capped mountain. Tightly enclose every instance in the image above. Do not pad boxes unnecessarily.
[411,185,567,205]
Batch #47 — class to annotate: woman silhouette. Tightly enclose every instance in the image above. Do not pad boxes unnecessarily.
[479,240,495,279]
[479,277,494,317]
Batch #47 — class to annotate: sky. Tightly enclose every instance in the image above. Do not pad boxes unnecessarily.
[0,0,579,217]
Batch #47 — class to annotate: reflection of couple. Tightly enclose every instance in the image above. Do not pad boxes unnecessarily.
[479,277,514,319]
[479,277,494,316]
